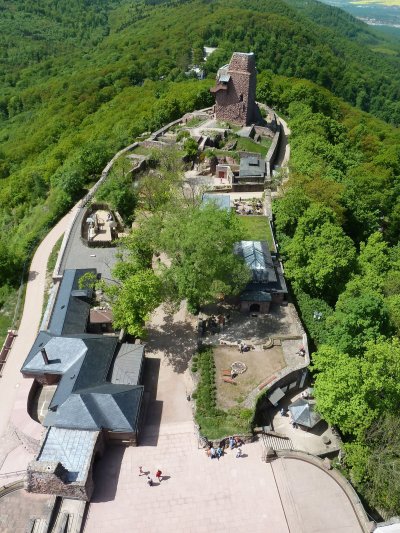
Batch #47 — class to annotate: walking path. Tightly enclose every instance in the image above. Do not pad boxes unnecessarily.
[0,206,77,474]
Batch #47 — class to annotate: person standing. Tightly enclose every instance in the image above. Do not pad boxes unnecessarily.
[156,469,162,482]
[147,476,153,486]
[138,466,145,476]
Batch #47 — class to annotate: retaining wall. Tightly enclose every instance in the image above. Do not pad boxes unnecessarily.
[53,142,139,281]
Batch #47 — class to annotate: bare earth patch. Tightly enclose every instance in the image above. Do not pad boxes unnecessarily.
[213,345,286,409]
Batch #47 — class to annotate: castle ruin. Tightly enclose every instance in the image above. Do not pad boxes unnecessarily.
[211,52,258,126]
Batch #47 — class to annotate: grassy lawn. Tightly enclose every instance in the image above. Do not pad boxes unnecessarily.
[130,145,156,156]
[236,137,271,156]
[236,215,275,250]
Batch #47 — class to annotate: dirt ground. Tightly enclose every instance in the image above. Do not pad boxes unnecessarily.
[213,345,286,410]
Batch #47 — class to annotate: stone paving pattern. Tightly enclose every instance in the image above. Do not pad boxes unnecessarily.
[0,490,54,533]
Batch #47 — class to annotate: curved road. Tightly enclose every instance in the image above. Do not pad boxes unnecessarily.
[0,206,77,442]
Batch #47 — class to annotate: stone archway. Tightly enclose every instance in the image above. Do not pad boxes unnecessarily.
[249,303,260,313]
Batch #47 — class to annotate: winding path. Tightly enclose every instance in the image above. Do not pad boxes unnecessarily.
[0,206,77,471]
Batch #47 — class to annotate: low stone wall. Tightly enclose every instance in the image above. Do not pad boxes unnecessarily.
[53,142,139,281]
[265,127,281,179]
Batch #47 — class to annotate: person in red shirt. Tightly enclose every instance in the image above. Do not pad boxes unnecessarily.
[155,469,162,482]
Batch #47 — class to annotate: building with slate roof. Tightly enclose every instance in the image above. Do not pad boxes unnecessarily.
[21,268,145,500]
[235,241,287,313]
[238,155,266,184]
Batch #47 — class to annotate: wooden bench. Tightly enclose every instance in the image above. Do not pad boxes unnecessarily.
[221,369,232,376]
[222,377,236,385]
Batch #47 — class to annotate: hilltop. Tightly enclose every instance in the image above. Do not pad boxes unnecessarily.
[0,0,400,331]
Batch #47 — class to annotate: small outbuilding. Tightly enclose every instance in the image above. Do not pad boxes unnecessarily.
[234,240,287,313]
[289,399,322,429]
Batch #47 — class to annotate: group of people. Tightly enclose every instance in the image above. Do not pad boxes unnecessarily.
[207,436,244,459]
[234,198,263,216]
[139,466,163,486]
[238,342,251,353]
[200,313,230,336]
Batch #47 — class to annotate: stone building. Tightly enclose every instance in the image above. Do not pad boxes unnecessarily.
[235,241,288,313]
[211,52,259,126]
[21,268,145,500]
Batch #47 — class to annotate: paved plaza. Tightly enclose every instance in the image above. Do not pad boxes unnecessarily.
[84,305,363,533]
[86,423,363,533]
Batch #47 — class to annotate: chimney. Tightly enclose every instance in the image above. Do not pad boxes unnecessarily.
[41,347,50,365]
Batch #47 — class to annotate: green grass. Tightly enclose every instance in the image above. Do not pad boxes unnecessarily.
[131,145,157,156]
[236,215,275,250]
[193,347,253,439]
[236,137,271,156]
[41,235,63,319]
[185,116,206,128]
[0,286,19,346]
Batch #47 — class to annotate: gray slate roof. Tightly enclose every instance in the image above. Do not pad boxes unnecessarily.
[111,343,145,386]
[38,427,98,482]
[239,156,266,179]
[48,268,95,335]
[45,385,144,433]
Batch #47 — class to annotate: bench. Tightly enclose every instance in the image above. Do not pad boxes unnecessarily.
[221,369,232,376]
[222,377,236,385]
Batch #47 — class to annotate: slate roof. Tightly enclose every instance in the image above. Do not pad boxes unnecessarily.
[45,385,144,433]
[48,268,95,335]
[234,241,288,295]
[111,343,145,386]
[239,156,266,179]
[21,263,146,437]
[37,427,98,482]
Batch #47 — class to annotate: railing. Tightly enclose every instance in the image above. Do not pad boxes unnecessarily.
[0,469,26,479]
[0,330,17,377]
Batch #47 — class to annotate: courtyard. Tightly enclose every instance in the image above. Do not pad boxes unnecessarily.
[213,344,286,410]
[83,303,364,533]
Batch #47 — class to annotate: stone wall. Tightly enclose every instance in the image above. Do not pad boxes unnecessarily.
[214,53,258,126]
[26,431,104,501]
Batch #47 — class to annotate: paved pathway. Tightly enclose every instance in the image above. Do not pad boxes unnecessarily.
[0,207,76,472]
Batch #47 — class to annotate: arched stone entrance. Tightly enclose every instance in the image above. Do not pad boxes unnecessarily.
[249,303,260,313]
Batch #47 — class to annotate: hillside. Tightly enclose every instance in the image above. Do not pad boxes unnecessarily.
[1,0,400,329]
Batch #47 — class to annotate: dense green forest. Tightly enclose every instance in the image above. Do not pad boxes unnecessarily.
[262,74,400,515]
[1,0,400,286]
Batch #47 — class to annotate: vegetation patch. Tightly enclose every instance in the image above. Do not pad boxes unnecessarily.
[236,215,275,250]
[193,347,253,440]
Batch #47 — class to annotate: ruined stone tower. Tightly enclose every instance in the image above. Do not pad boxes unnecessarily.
[211,52,258,126]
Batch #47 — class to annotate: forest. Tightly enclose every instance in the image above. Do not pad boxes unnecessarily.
[262,74,400,515]
[1,0,400,514]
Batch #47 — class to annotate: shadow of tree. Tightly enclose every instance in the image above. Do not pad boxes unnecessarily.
[145,315,197,373]
[208,305,296,345]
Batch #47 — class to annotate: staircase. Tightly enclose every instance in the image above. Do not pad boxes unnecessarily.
[262,433,293,451]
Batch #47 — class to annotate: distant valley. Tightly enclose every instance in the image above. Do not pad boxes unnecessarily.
[318,0,400,35]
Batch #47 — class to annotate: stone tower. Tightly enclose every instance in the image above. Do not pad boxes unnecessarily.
[211,52,258,126]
